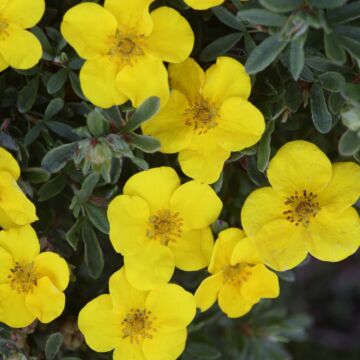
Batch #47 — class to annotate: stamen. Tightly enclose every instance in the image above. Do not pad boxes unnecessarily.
[8,261,37,294]
[223,264,252,287]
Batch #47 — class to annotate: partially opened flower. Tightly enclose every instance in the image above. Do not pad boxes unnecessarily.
[78,267,196,360]
[242,140,360,271]
[0,0,44,71]
[108,167,222,290]
[0,225,70,328]
[142,57,265,183]
[195,228,279,318]
[184,0,224,10]
[61,0,194,108]
[0,148,37,229]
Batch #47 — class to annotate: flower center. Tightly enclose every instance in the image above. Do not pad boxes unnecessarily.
[184,96,218,135]
[147,209,183,246]
[0,19,9,39]
[223,264,251,287]
[8,261,38,294]
[283,190,320,226]
[121,309,156,344]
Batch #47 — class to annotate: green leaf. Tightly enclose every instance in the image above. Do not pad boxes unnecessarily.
[122,97,160,132]
[324,32,347,64]
[339,130,360,156]
[65,217,83,250]
[23,167,51,184]
[182,342,221,360]
[257,120,275,172]
[245,34,288,74]
[212,6,245,31]
[318,72,345,92]
[284,82,302,112]
[38,174,67,201]
[310,84,332,134]
[81,221,104,279]
[309,0,347,9]
[77,173,100,204]
[17,77,39,113]
[85,203,109,234]
[46,121,79,141]
[259,0,302,13]
[277,270,295,282]
[45,333,63,360]
[338,35,360,59]
[328,92,345,114]
[237,9,287,26]
[87,109,106,137]
[24,122,44,146]
[47,69,68,94]
[42,143,78,173]
[128,133,161,153]
[44,98,64,121]
[69,71,86,100]
[289,34,306,80]
[199,32,243,62]
[328,1,360,24]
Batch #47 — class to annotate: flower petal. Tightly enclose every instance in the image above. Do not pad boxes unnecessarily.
[170,180,222,231]
[146,284,196,332]
[0,148,20,179]
[116,56,169,108]
[78,294,123,352]
[209,228,245,274]
[26,276,65,323]
[318,162,360,212]
[306,207,360,262]
[104,0,154,36]
[3,0,44,28]
[80,56,128,108]
[0,225,39,263]
[0,26,42,69]
[231,237,263,266]
[241,264,279,303]
[124,167,180,213]
[253,219,308,271]
[241,187,287,237]
[168,58,205,99]
[170,227,214,271]
[203,57,251,105]
[145,7,194,63]
[184,0,224,10]
[0,247,12,283]
[114,341,145,360]
[0,284,35,328]
[61,2,117,59]
[142,329,187,360]
[142,90,193,153]
[0,52,8,71]
[194,272,223,312]
[33,252,69,291]
[267,140,333,197]
[215,97,265,152]
[108,195,149,255]
[124,242,175,290]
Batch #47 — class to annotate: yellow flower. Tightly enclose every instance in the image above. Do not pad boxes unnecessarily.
[61,0,194,109]
[195,228,279,318]
[108,167,222,290]
[0,225,70,328]
[0,148,38,229]
[0,0,44,71]
[184,0,224,10]
[242,140,360,271]
[78,267,196,360]
[142,57,265,184]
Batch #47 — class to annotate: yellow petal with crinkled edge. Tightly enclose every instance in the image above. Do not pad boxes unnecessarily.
[267,140,333,197]
[208,228,245,274]
[0,283,35,328]
[231,237,263,266]
[26,276,65,323]
[214,97,265,152]
[3,0,45,29]
[0,225,39,263]
[318,162,360,212]
[143,328,187,360]
[114,339,145,360]
[203,56,251,104]
[146,284,196,332]
[241,264,279,303]
[0,148,20,179]
[145,7,194,63]
[306,207,360,262]
[0,26,42,70]
[253,219,308,271]
[124,167,180,213]
[169,58,205,99]
[116,56,169,108]
[170,180,222,231]
[104,0,154,36]
[80,56,128,109]
[241,187,287,237]
[194,272,223,312]
[78,294,124,352]
[34,252,69,291]
[184,0,224,10]
[170,227,214,271]
[108,194,149,255]
[0,52,8,71]
[61,2,117,59]
[124,242,175,291]
[142,90,193,154]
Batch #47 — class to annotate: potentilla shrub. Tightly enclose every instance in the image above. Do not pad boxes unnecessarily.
[0,0,359,359]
